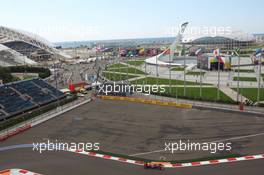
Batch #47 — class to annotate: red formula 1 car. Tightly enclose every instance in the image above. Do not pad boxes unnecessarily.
[144,162,165,170]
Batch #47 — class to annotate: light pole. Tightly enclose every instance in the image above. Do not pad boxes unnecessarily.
[236,56,240,103]
[183,44,186,96]
[216,49,221,101]
[257,52,262,103]
[169,49,172,95]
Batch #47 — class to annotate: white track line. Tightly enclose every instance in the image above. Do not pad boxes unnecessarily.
[130,132,264,156]
[0,144,263,169]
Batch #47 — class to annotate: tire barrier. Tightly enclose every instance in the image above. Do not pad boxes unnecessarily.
[98,96,192,109]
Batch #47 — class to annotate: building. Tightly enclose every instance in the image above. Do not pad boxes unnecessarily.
[0,26,71,66]
[182,29,255,51]
[254,34,264,43]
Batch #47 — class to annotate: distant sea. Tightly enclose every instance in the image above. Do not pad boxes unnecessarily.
[54,37,175,48]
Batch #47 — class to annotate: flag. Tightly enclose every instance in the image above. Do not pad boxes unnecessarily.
[119,48,126,56]
[196,48,203,61]
[213,49,220,57]
[164,48,171,55]
[68,79,75,92]
[195,48,202,56]
[139,48,145,55]
[96,45,102,52]
[255,48,262,57]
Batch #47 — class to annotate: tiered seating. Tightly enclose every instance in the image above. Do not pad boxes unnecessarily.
[0,79,66,120]
[12,81,55,104]
[32,79,65,98]
[3,41,39,56]
[0,86,35,115]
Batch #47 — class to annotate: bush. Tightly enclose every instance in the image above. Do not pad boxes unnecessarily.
[0,67,20,83]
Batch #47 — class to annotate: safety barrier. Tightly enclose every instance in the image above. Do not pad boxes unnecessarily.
[0,124,31,142]
[99,96,192,109]
[0,98,91,142]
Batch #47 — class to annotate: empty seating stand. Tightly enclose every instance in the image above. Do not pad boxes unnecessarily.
[0,78,66,120]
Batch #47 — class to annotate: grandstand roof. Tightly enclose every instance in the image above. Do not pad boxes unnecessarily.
[0,26,71,59]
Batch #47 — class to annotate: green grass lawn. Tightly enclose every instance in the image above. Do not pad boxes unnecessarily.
[106,63,127,70]
[107,67,145,75]
[186,71,206,76]
[155,87,234,103]
[232,88,264,102]
[125,60,145,66]
[233,77,257,82]
[23,75,38,80]
[171,67,185,71]
[233,69,255,73]
[131,77,208,85]
[102,72,138,81]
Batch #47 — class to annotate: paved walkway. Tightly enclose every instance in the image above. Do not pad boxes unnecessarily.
[219,85,249,103]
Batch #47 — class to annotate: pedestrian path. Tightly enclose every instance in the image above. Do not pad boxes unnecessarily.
[219,85,249,103]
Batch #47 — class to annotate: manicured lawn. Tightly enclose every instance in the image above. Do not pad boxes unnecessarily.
[171,67,185,71]
[106,63,127,70]
[23,75,38,80]
[232,88,264,102]
[102,72,138,81]
[233,69,255,73]
[131,77,208,85]
[107,67,145,75]
[233,77,257,82]
[186,71,206,76]
[126,60,145,66]
[155,87,234,103]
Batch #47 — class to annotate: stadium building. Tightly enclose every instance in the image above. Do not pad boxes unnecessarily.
[182,29,255,52]
[0,26,71,66]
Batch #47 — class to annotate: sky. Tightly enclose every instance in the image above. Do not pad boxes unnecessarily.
[0,0,263,42]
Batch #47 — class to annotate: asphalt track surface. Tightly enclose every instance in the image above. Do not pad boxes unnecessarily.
[0,99,264,174]
[1,99,264,160]
[0,148,263,175]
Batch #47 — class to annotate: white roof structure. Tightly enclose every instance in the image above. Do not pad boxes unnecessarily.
[0,26,71,61]
[182,29,255,43]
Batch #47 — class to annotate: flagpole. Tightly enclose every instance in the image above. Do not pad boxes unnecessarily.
[155,49,158,100]
[237,55,240,102]
[257,53,261,103]
[183,44,186,97]
[217,49,220,100]
[126,50,129,80]
[169,48,172,95]
[199,53,202,98]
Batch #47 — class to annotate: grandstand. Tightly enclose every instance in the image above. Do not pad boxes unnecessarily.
[0,26,71,66]
[0,79,66,121]
[0,44,35,66]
